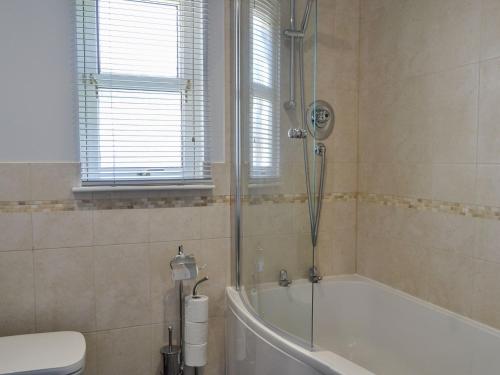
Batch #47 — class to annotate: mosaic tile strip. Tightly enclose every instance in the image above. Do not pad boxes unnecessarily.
[0,192,358,213]
[7,191,500,220]
[358,193,500,221]
[243,192,358,205]
[0,195,231,213]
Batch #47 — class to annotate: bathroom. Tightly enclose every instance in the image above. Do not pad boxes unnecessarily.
[0,0,499,374]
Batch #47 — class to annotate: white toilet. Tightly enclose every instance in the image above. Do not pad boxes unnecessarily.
[0,331,86,375]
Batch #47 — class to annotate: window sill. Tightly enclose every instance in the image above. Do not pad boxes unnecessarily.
[72,184,215,193]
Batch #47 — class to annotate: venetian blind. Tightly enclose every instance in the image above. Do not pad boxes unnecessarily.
[76,0,210,185]
[249,0,281,180]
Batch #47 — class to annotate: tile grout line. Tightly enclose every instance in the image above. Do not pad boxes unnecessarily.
[30,207,37,333]
[355,1,362,276]
[28,163,38,333]
[473,3,484,325]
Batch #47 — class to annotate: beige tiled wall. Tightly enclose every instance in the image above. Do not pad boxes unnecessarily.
[240,197,357,287]
[314,0,359,277]
[317,0,359,278]
[0,162,230,375]
[358,0,500,330]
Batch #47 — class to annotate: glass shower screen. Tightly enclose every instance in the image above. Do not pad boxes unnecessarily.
[235,0,318,348]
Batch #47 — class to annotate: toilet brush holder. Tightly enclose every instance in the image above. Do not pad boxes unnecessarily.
[161,326,181,375]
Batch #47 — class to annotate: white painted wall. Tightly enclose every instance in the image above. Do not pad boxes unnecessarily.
[0,0,225,163]
[0,0,78,161]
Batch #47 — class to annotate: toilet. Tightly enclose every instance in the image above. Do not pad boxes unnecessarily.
[0,331,86,375]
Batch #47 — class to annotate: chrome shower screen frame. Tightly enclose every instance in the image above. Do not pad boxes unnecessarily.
[232,0,242,290]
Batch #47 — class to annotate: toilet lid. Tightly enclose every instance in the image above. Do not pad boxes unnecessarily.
[0,331,85,375]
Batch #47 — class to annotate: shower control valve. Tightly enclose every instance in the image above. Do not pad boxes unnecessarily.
[311,107,331,126]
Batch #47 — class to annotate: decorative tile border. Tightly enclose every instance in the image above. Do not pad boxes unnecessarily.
[358,192,500,221]
[243,192,358,205]
[0,195,231,213]
[4,191,500,221]
[0,192,359,213]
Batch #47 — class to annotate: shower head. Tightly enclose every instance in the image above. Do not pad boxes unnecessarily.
[300,0,314,33]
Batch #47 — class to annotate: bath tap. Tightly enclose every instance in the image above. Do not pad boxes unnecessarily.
[279,269,292,287]
[309,266,322,283]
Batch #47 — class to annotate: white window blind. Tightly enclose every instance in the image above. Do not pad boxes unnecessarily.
[76,0,210,185]
[249,0,280,181]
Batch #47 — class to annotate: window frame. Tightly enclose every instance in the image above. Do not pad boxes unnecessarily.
[76,0,210,185]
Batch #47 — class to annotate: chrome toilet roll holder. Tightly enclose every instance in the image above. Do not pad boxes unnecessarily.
[163,245,208,375]
[192,276,209,297]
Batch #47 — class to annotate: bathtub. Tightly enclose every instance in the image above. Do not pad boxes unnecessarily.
[226,274,500,375]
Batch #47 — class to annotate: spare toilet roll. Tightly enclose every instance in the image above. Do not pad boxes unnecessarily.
[184,321,208,345]
[184,343,208,367]
[185,295,209,323]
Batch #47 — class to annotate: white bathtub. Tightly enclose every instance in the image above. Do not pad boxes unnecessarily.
[226,275,500,375]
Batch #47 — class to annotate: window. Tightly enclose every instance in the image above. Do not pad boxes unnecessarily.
[249,0,280,181]
[76,0,210,185]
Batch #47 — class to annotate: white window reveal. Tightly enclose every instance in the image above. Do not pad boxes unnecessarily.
[76,0,210,185]
[249,0,281,181]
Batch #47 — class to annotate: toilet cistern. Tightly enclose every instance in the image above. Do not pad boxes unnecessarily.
[0,331,86,375]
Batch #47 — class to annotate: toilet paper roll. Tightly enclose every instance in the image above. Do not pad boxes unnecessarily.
[185,295,209,323]
[184,342,207,367]
[184,321,208,345]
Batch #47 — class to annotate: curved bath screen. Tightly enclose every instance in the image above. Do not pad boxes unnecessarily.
[234,0,320,347]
